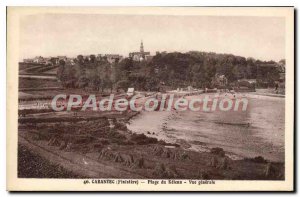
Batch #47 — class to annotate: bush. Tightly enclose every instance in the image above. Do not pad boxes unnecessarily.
[244,156,267,163]
[130,133,158,145]
[210,147,225,157]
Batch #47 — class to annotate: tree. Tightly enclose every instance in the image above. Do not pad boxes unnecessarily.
[57,51,281,91]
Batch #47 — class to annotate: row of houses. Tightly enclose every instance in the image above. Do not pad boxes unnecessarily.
[23,56,68,65]
[23,54,123,65]
[22,40,158,66]
[96,54,123,63]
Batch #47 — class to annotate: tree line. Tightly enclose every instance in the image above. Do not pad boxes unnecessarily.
[57,52,285,91]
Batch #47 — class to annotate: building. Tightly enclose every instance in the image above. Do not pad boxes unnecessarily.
[235,79,256,92]
[145,55,153,61]
[129,41,151,61]
[105,54,123,63]
[57,56,68,61]
[95,54,122,63]
[23,55,72,65]
[50,57,59,65]
[127,88,135,96]
[212,74,228,88]
[33,56,45,64]
[23,58,34,63]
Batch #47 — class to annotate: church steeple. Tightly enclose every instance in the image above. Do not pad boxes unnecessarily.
[140,40,144,53]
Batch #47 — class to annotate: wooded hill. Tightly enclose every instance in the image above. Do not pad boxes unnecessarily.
[57,51,285,91]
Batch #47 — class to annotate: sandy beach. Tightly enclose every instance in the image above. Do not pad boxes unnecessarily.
[127,92,285,162]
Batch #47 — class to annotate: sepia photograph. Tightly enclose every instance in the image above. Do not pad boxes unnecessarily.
[6,6,294,191]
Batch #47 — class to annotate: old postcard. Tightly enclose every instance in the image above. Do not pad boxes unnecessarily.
[7,7,294,191]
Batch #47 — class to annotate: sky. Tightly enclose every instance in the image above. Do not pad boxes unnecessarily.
[20,14,285,61]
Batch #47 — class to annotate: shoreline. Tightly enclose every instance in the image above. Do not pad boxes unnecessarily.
[18,108,285,180]
[17,90,285,179]
[127,93,285,163]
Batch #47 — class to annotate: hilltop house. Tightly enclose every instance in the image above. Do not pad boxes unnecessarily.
[129,41,151,61]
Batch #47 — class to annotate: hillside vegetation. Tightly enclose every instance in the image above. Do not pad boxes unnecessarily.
[57,52,284,91]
